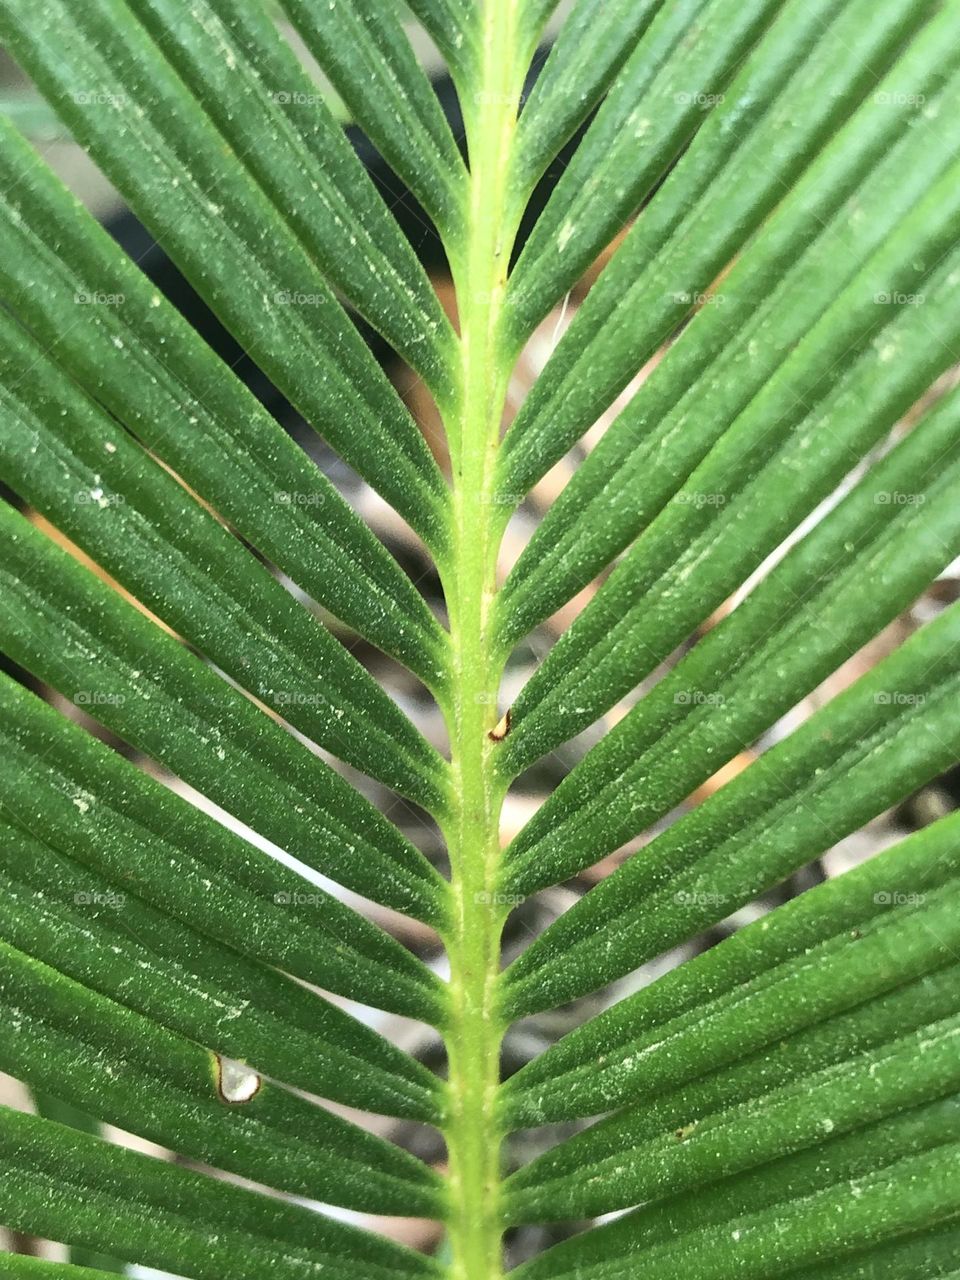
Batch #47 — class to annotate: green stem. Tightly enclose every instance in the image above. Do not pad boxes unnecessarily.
[439,4,525,1277]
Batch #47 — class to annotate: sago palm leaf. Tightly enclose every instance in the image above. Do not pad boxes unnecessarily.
[0,0,959,1277]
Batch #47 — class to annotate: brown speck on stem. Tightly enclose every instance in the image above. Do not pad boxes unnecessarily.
[488,708,511,742]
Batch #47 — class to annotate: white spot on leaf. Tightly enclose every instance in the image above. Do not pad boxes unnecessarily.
[215,1055,261,1104]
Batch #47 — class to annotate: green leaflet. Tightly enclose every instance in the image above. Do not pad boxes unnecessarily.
[122,0,458,395]
[522,1141,960,1280]
[26,1094,125,1274]
[0,116,449,690]
[507,888,959,1144]
[559,964,960,1159]
[500,382,960,885]
[504,0,942,366]
[786,1227,960,1280]
[516,0,563,50]
[0,504,448,924]
[508,0,667,199]
[504,812,960,1123]
[0,1106,440,1280]
[499,12,960,640]
[500,208,960,774]
[0,306,445,811]
[514,1143,960,1279]
[503,601,960,1009]
[0,0,450,552]
[506,1013,960,1220]
[0,819,442,1120]
[505,964,960,1256]
[0,1261,128,1280]
[518,1099,960,1276]
[0,941,442,1217]
[277,0,467,248]
[0,673,446,1026]
[503,0,787,346]
[404,0,479,84]
[504,0,947,494]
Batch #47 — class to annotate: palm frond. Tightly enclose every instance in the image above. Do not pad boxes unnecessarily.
[1,0,958,1275]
